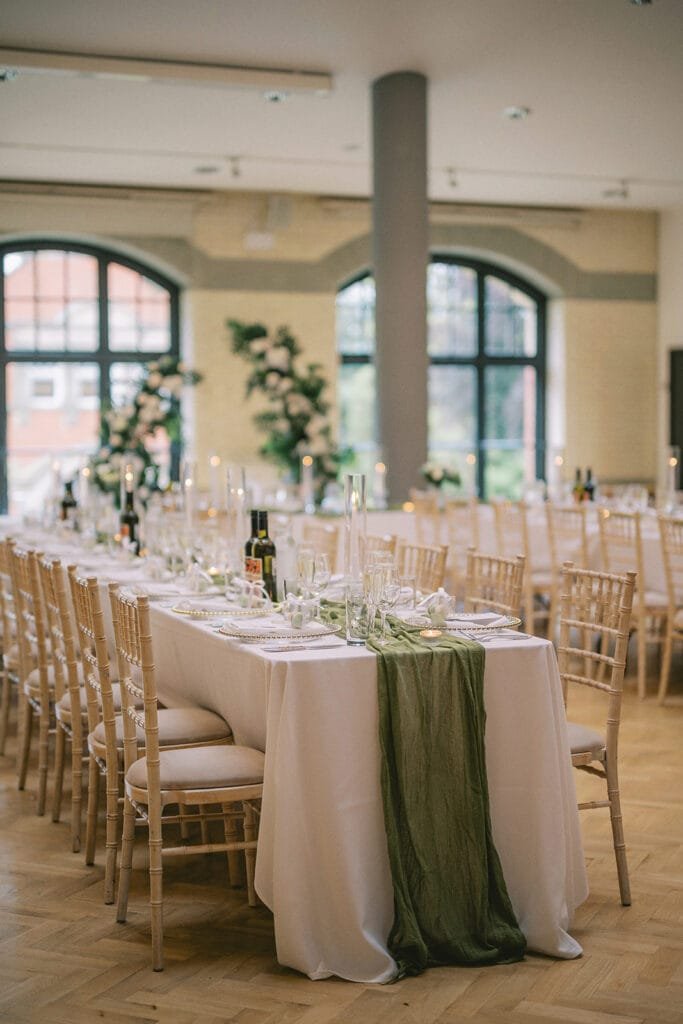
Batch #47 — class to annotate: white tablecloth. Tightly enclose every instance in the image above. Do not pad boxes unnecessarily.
[149,608,588,981]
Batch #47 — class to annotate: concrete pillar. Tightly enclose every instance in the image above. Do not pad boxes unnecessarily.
[372,71,429,505]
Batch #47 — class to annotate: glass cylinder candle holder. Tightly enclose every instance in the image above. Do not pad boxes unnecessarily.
[301,454,315,514]
[344,472,367,582]
[372,461,387,510]
[181,458,197,532]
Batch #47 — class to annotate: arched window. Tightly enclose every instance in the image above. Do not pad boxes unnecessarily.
[336,257,546,499]
[0,240,179,514]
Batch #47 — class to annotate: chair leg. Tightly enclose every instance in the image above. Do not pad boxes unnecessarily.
[657,625,673,706]
[37,709,50,816]
[243,803,258,908]
[222,802,243,888]
[605,754,631,906]
[0,671,11,756]
[148,809,164,971]
[52,724,66,822]
[85,757,100,866]
[103,773,120,905]
[636,618,647,701]
[17,697,33,792]
[70,741,84,854]
[116,796,136,924]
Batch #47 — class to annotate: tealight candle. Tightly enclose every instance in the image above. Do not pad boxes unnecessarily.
[420,628,444,641]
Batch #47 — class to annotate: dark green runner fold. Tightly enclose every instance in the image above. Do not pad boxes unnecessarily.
[370,629,526,977]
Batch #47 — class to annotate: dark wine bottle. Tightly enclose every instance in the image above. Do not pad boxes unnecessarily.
[572,468,584,505]
[583,467,595,502]
[60,480,78,527]
[119,489,140,554]
[244,509,259,568]
[245,510,277,601]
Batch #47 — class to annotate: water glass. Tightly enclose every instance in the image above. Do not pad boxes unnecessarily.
[345,581,371,645]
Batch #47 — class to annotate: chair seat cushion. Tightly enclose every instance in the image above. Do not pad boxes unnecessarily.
[566,721,605,760]
[58,681,141,715]
[25,663,56,694]
[2,641,20,672]
[126,743,264,793]
[92,707,231,753]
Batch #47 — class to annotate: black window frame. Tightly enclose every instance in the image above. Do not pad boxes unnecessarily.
[336,256,547,499]
[0,239,180,513]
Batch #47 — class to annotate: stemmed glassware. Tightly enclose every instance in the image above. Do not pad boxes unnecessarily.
[365,562,401,644]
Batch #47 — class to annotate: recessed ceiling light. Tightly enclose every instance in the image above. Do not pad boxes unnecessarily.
[629,0,653,6]
[263,89,288,103]
[194,164,220,175]
[502,105,531,121]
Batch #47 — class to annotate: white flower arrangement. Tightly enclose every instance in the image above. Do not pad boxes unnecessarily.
[421,462,462,489]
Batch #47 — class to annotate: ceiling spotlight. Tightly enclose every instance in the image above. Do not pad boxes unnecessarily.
[194,164,220,175]
[446,166,458,189]
[602,179,630,200]
[263,89,288,103]
[502,105,531,121]
[629,1,653,5]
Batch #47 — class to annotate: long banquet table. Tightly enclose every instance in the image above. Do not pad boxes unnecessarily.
[147,601,588,982]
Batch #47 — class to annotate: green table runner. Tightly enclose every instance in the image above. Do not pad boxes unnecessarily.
[370,628,526,977]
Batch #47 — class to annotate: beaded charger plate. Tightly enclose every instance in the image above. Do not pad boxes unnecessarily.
[398,613,522,633]
[171,603,267,618]
[218,620,342,641]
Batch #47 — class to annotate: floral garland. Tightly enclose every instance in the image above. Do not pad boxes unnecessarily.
[90,355,202,504]
[421,462,461,489]
[228,320,350,499]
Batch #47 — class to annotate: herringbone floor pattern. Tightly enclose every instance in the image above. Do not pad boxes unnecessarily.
[1,653,681,1024]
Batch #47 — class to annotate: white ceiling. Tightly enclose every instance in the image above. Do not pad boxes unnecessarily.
[1,0,682,210]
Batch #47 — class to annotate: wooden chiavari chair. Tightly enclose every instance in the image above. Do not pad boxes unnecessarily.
[556,562,636,905]
[395,541,449,593]
[363,533,397,561]
[69,570,233,904]
[0,538,20,757]
[493,500,553,634]
[301,520,340,573]
[598,508,667,699]
[10,546,53,814]
[110,585,264,971]
[37,556,85,851]
[464,549,525,620]
[409,489,441,546]
[444,497,479,595]
[657,514,683,705]
[546,503,589,637]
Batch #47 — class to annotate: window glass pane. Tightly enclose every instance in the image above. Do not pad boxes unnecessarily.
[483,364,537,499]
[338,363,378,473]
[3,250,99,352]
[427,263,477,357]
[5,362,100,517]
[336,277,376,356]
[110,362,146,407]
[428,365,477,475]
[108,261,171,353]
[484,276,537,356]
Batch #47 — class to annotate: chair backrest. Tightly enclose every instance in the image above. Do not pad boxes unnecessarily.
[0,537,17,650]
[363,533,397,561]
[598,508,643,579]
[109,585,159,778]
[464,548,525,619]
[444,498,479,585]
[556,563,636,755]
[68,568,118,765]
[493,501,530,560]
[9,546,49,701]
[658,514,683,611]
[396,541,449,592]
[409,489,441,545]
[546,503,589,574]
[37,557,80,713]
[301,520,340,573]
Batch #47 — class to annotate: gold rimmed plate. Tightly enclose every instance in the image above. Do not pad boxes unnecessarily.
[398,613,522,633]
[171,603,267,618]
[218,621,342,642]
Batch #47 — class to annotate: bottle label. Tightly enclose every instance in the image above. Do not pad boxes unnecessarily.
[245,556,263,581]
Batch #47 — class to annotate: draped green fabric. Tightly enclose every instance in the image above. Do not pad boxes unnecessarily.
[370,629,526,977]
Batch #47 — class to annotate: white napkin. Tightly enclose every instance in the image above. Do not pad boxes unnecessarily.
[446,612,508,628]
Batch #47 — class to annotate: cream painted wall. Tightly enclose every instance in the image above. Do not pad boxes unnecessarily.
[658,207,683,488]
[563,301,658,481]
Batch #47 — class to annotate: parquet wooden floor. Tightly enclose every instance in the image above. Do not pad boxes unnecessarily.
[1,648,681,1024]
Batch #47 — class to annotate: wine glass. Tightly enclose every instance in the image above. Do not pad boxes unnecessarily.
[375,566,401,645]
[312,552,331,596]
